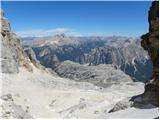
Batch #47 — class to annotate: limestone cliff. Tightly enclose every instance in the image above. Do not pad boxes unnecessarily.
[0,10,48,73]
[141,1,159,106]
[0,10,34,73]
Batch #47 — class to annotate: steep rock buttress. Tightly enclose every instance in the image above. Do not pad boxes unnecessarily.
[0,10,44,73]
[0,10,33,73]
[141,1,159,106]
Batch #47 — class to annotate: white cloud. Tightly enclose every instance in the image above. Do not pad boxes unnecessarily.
[52,28,68,33]
[87,32,109,36]
[66,32,82,37]
[16,28,82,37]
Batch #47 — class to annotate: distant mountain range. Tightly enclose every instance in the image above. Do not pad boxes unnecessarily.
[22,34,153,81]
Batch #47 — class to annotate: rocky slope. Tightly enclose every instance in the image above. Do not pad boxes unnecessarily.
[141,1,159,106]
[0,94,32,118]
[2,67,150,118]
[55,60,134,88]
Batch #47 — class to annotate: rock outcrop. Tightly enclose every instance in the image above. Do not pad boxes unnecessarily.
[108,98,133,113]
[24,47,45,69]
[0,10,33,73]
[141,1,159,106]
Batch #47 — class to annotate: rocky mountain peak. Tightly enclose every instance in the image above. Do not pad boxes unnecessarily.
[54,33,66,38]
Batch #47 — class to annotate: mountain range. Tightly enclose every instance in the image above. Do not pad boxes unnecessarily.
[22,34,153,81]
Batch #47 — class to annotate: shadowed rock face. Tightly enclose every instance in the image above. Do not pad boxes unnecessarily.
[80,39,153,81]
[141,1,159,106]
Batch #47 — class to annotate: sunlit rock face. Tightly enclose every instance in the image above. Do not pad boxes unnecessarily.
[0,10,33,73]
[0,10,48,73]
[141,1,159,106]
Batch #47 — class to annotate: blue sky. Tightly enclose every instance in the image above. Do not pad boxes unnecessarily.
[2,1,151,37]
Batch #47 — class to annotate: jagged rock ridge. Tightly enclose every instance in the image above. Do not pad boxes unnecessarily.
[22,35,106,69]
[78,39,153,81]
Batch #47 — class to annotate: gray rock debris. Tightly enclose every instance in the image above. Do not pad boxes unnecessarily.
[108,98,133,113]
[0,94,32,119]
[55,60,132,88]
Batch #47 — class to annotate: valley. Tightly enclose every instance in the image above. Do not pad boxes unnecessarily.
[0,1,159,119]
[22,34,153,81]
